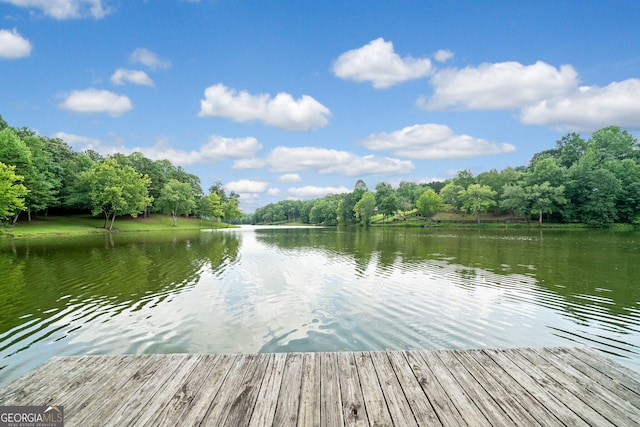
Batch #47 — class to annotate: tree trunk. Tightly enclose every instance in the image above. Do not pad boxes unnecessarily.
[27,210,32,221]
[12,212,20,224]
[539,211,543,226]
[108,211,117,231]
[172,212,177,227]
[103,211,109,229]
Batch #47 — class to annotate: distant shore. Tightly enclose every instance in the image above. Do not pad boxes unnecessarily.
[0,214,235,239]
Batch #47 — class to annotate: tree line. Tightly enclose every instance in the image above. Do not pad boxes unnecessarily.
[251,126,640,227]
[0,115,242,230]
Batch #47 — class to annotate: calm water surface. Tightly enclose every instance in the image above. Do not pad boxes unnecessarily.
[1,226,639,386]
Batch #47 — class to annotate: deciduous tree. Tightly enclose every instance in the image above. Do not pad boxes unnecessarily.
[157,179,197,226]
[0,162,28,221]
[416,188,443,221]
[80,159,152,231]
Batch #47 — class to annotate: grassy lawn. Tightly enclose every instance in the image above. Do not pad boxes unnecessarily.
[0,214,234,238]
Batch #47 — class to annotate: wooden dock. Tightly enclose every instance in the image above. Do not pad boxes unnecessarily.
[1,347,639,426]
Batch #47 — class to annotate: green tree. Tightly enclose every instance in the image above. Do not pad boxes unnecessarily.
[21,134,59,218]
[309,198,338,225]
[198,192,224,222]
[0,128,34,221]
[439,182,465,212]
[589,125,639,162]
[500,184,530,222]
[80,159,153,231]
[459,184,497,224]
[157,179,197,226]
[223,193,243,225]
[553,132,587,168]
[375,182,398,223]
[0,162,28,221]
[567,149,622,226]
[527,182,566,225]
[353,191,376,225]
[416,188,443,221]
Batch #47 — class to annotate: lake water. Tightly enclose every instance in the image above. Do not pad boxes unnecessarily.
[1,226,639,387]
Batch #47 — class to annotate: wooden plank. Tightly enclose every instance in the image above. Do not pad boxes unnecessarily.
[320,352,343,427]
[435,349,515,425]
[545,348,640,412]
[144,354,221,426]
[49,355,136,413]
[571,347,640,397]
[536,348,640,421]
[464,349,559,427]
[517,348,633,426]
[273,352,303,426]
[222,353,271,427]
[0,356,89,405]
[501,348,615,426]
[482,348,589,427]
[385,351,441,426]
[370,351,418,426]
[297,352,320,427]
[69,354,174,426]
[403,350,465,426]
[130,354,207,426]
[336,352,367,426]
[452,350,543,426]
[419,350,492,426]
[353,352,393,426]
[196,354,257,425]
[248,353,286,427]
[175,353,237,425]
[102,354,192,425]
[1,348,639,427]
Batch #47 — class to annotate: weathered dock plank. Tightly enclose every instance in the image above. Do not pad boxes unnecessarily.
[1,347,639,426]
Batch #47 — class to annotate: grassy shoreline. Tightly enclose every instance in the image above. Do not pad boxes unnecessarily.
[0,214,235,238]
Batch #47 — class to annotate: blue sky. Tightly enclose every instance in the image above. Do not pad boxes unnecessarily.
[1,1,639,212]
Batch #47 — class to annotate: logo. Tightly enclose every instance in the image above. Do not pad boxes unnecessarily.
[0,406,64,427]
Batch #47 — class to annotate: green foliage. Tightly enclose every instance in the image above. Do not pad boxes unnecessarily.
[353,191,376,225]
[439,182,465,211]
[157,179,196,226]
[309,198,338,225]
[80,159,153,231]
[198,192,224,221]
[459,184,497,224]
[223,194,243,224]
[0,162,28,221]
[416,189,443,220]
[375,182,398,222]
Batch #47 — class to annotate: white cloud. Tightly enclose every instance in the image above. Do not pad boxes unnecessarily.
[225,179,269,193]
[422,61,578,110]
[433,49,454,63]
[198,83,330,131]
[287,185,351,199]
[51,131,101,149]
[201,135,263,161]
[264,146,415,176]
[1,0,109,19]
[0,28,32,59]
[267,188,281,196]
[129,48,171,70]
[110,68,154,86]
[232,158,267,169]
[333,38,433,89]
[277,173,302,183]
[519,79,640,131]
[58,88,132,117]
[361,123,516,160]
[53,132,263,166]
